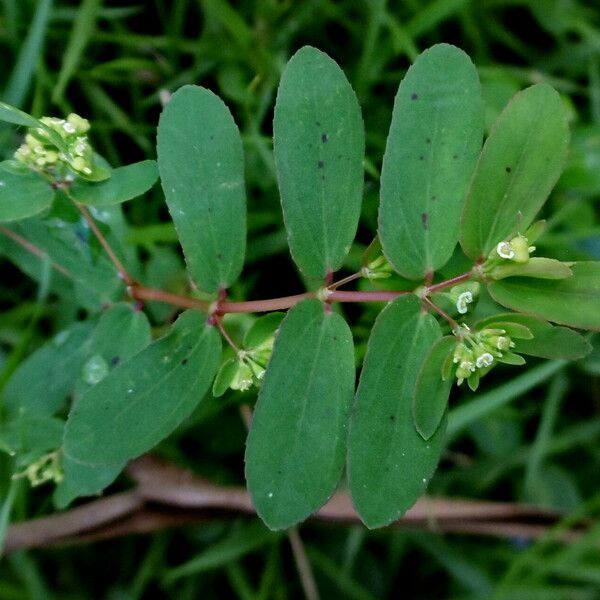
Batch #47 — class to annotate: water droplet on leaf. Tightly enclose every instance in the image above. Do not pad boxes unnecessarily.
[82,354,109,385]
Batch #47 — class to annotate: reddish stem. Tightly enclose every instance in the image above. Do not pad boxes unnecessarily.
[74,201,137,286]
[423,296,459,330]
[328,289,410,303]
[427,270,473,294]
[128,286,209,311]
[217,292,314,314]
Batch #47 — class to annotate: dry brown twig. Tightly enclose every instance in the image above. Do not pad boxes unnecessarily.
[4,454,582,554]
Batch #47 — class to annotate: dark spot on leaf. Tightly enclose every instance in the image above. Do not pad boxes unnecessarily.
[321,133,329,143]
[426,137,431,144]
[421,212,429,230]
[389,415,395,421]
[217,253,223,259]
[318,160,324,169]
[181,358,188,365]
[431,195,437,201]
[453,154,458,159]
[419,155,424,161]
[505,166,512,173]
[316,121,321,126]
[210,135,214,140]
[411,93,418,100]
[321,174,325,180]
[110,356,120,367]
[337,154,342,159]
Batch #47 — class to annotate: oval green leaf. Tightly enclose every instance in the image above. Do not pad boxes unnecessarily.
[243,312,285,349]
[488,262,600,331]
[63,311,221,465]
[3,322,94,417]
[245,299,355,530]
[70,160,158,206]
[157,85,246,293]
[460,83,570,260]
[379,44,484,279]
[476,314,593,361]
[0,169,54,222]
[413,336,455,441]
[273,46,364,280]
[348,295,444,528]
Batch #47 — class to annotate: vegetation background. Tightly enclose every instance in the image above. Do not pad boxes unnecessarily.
[1,0,600,598]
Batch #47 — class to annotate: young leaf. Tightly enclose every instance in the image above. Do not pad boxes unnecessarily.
[475,313,592,359]
[70,160,158,206]
[273,46,364,280]
[212,358,238,398]
[243,312,285,349]
[460,84,570,260]
[379,44,484,279]
[63,311,221,465]
[0,169,54,222]
[245,299,355,530]
[348,295,444,528]
[0,101,43,128]
[157,85,246,293]
[413,336,455,441]
[488,262,600,331]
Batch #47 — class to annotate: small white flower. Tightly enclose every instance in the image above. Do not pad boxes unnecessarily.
[456,291,473,314]
[476,353,494,368]
[496,241,515,260]
[63,122,76,134]
[460,361,476,372]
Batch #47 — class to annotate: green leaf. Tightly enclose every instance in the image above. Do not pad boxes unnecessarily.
[245,299,355,530]
[460,84,570,260]
[0,415,63,467]
[53,458,124,509]
[212,358,238,397]
[0,169,54,222]
[243,312,285,349]
[413,336,455,441]
[70,160,158,206]
[348,295,444,528]
[0,102,71,156]
[379,44,484,279]
[63,311,221,465]
[489,257,573,281]
[273,46,364,279]
[157,85,246,293]
[488,262,600,331]
[164,520,281,582]
[0,101,42,128]
[3,322,94,417]
[475,313,592,359]
[73,303,152,398]
[3,304,150,418]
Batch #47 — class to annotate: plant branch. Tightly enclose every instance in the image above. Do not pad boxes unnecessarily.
[427,270,473,294]
[423,296,459,330]
[73,200,137,287]
[127,285,210,312]
[0,226,73,279]
[3,455,582,554]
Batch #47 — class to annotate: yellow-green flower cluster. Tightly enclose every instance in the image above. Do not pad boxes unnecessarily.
[12,451,63,487]
[452,325,518,388]
[14,113,94,176]
[229,338,274,392]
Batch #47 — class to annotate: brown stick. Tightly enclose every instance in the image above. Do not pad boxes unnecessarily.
[4,455,577,553]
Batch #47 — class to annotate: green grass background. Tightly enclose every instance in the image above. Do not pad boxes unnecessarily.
[1,0,600,598]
